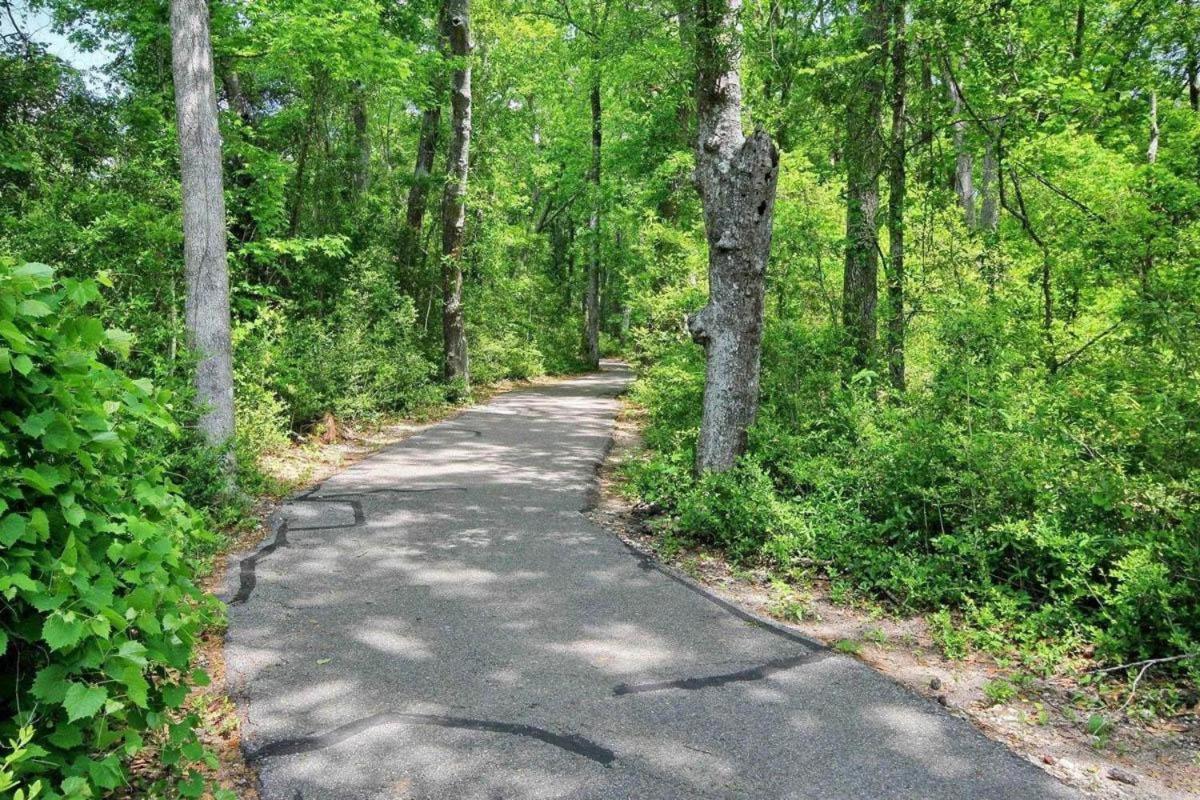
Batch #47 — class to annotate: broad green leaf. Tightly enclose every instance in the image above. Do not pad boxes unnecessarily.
[42,613,85,651]
[63,683,108,722]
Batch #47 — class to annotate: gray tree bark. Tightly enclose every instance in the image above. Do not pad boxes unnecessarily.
[688,0,780,473]
[584,65,602,369]
[170,0,236,458]
[350,82,371,196]
[885,0,906,392]
[402,104,442,268]
[948,65,975,229]
[980,138,999,232]
[1147,90,1159,165]
[843,0,888,373]
[440,0,471,387]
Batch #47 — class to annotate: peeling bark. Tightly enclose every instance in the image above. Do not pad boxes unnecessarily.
[689,0,780,473]
[170,0,236,460]
[440,0,471,387]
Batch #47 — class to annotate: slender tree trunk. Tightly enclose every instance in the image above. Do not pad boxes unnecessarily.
[688,0,780,473]
[402,104,442,268]
[843,0,888,373]
[1189,0,1200,111]
[584,61,602,368]
[980,139,998,232]
[920,48,934,187]
[350,82,371,196]
[885,0,906,392]
[948,64,975,229]
[1147,89,1159,165]
[440,0,471,387]
[1071,1,1085,69]
[288,95,319,237]
[170,0,235,461]
[565,217,576,310]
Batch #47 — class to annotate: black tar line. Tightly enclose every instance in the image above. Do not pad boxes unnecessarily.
[613,650,832,695]
[246,712,617,767]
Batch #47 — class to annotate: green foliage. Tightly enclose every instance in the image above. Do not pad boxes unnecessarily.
[0,260,218,798]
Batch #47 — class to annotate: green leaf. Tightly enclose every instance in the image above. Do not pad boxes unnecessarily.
[0,514,25,546]
[48,722,84,749]
[43,613,85,651]
[117,640,148,665]
[60,775,92,798]
[13,262,54,282]
[31,665,69,703]
[120,665,149,709]
[29,508,49,539]
[17,299,52,318]
[103,328,133,358]
[63,683,108,722]
[0,629,8,655]
[12,354,33,376]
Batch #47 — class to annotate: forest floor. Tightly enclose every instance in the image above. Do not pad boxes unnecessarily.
[183,373,573,800]
[587,404,1200,800]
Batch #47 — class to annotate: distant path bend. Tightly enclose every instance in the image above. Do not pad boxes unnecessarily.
[225,361,1078,800]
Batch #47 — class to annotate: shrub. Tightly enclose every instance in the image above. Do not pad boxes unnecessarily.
[0,260,219,799]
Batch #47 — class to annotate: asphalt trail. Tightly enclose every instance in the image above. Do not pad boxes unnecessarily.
[224,361,1078,799]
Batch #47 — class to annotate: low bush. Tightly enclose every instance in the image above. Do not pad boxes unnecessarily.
[628,305,1200,679]
[0,260,220,799]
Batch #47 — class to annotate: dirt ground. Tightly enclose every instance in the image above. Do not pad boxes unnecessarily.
[587,404,1200,800]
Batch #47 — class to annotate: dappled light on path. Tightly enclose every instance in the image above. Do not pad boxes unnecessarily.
[224,364,1078,799]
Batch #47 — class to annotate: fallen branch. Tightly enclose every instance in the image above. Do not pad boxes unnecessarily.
[1084,652,1198,676]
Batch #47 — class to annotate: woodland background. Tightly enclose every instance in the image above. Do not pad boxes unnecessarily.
[1,0,1199,796]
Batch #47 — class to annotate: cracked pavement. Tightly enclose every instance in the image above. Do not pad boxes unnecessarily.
[223,362,1079,799]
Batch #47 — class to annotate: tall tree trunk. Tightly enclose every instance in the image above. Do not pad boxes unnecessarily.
[920,48,934,187]
[885,0,906,392]
[1189,0,1200,111]
[288,94,320,237]
[948,64,975,229]
[980,138,999,232]
[402,104,442,268]
[1071,1,1085,69]
[1147,89,1159,165]
[565,216,576,310]
[584,62,602,368]
[350,82,371,196]
[688,0,780,473]
[170,0,235,460]
[843,0,888,373]
[440,0,471,387]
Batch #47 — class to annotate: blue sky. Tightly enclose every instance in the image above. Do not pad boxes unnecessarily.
[7,1,115,79]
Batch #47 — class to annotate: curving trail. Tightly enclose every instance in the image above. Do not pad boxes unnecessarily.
[224,362,1078,799]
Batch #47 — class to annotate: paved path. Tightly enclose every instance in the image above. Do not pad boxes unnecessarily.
[224,363,1078,799]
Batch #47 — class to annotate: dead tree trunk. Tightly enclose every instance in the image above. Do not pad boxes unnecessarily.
[843,0,888,373]
[584,63,602,368]
[170,0,236,460]
[688,0,780,473]
[885,0,907,392]
[440,0,471,387]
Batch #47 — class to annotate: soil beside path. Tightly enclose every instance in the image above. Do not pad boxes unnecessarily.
[222,361,1081,800]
